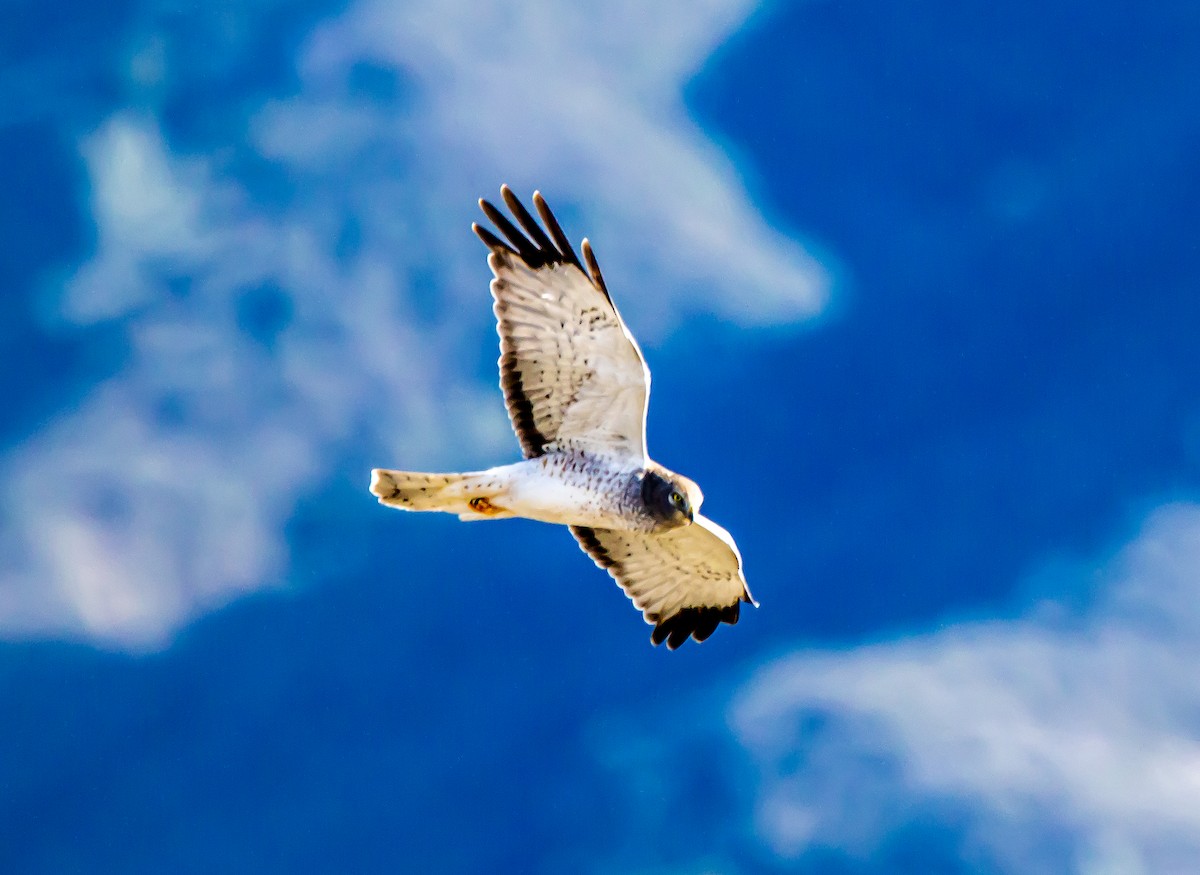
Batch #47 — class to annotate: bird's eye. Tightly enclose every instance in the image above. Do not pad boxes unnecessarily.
[671,491,684,508]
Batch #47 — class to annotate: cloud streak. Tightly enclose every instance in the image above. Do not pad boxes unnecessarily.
[732,502,1200,873]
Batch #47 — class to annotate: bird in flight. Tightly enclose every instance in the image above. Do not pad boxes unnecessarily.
[370,186,756,649]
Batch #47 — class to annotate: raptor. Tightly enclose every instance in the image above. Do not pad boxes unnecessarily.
[370,187,756,649]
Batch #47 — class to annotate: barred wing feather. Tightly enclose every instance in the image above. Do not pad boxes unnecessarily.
[474,186,650,462]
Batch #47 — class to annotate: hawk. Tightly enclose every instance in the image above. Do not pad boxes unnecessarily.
[370,186,756,649]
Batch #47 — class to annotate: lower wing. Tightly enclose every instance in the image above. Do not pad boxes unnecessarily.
[570,515,757,650]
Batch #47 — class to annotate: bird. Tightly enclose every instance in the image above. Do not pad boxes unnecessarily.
[370,186,756,649]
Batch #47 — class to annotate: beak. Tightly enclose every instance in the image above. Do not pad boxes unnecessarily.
[686,509,694,523]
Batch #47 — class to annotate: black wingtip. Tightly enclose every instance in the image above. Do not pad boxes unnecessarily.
[532,190,582,270]
[479,197,532,256]
[581,238,612,303]
[476,186,602,285]
[472,222,518,256]
[666,624,691,650]
[649,603,743,650]
[500,186,556,253]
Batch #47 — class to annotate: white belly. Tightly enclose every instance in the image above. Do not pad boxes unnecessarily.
[490,457,633,528]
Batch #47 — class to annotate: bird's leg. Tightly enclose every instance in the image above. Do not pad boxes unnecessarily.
[468,496,506,516]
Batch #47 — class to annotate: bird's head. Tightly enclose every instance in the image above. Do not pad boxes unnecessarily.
[642,469,703,528]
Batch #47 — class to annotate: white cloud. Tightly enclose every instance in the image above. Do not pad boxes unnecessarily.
[2,0,830,646]
[287,0,831,329]
[731,502,1200,873]
[2,115,467,646]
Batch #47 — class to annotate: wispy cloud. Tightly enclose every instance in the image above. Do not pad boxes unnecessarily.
[288,0,831,327]
[2,0,830,646]
[732,502,1200,873]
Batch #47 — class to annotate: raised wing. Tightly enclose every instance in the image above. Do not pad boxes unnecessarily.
[474,186,650,462]
[570,516,757,650]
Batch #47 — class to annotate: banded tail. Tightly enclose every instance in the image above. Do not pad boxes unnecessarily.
[369,469,514,521]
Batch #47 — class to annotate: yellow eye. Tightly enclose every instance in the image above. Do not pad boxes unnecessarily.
[671,491,685,508]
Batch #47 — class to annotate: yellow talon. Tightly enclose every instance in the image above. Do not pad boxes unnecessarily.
[468,497,503,515]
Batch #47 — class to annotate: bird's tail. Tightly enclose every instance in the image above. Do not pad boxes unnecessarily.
[369,469,515,521]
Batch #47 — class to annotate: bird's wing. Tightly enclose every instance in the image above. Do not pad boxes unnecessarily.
[474,186,650,462]
[570,515,757,650]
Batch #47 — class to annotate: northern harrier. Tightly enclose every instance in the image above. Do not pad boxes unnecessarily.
[370,187,756,649]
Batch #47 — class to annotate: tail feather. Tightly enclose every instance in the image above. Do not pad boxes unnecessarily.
[370,469,514,520]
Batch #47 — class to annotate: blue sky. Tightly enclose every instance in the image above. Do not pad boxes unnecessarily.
[3,1,1200,872]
